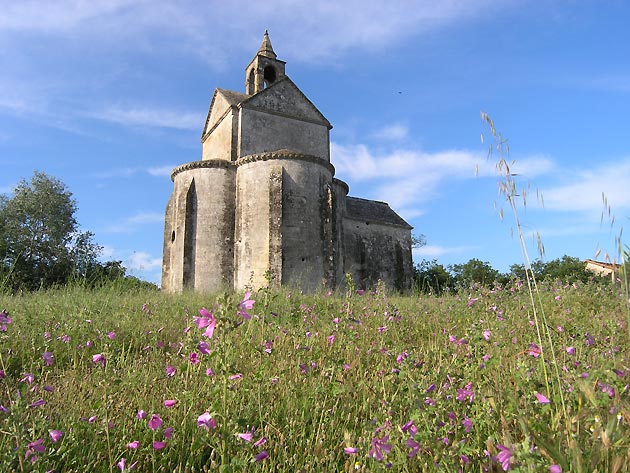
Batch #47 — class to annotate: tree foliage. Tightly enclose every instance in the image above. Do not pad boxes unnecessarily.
[449,258,502,288]
[510,255,599,285]
[0,172,132,291]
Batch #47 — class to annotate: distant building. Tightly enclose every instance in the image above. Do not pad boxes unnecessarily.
[162,32,413,293]
[584,259,620,282]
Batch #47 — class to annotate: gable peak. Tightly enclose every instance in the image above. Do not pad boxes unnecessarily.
[258,30,277,59]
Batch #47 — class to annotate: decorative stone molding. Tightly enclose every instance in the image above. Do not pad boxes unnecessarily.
[236,149,335,175]
[170,160,234,181]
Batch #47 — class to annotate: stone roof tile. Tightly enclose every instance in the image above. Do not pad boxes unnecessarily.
[345,197,412,229]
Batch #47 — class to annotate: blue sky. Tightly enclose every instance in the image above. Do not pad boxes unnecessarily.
[2,0,630,284]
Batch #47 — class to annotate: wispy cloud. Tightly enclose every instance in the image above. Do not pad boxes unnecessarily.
[413,244,476,259]
[371,123,409,141]
[148,165,176,177]
[331,141,555,213]
[540,158,630,213]
[104,212,164,233]
[94,165,177,179]
[125,251,162,272]
[87,107,203,131]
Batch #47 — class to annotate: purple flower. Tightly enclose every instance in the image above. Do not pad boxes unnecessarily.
[189,352,200,365]
[49,430,64,442]
[127,440,140,449]
[197,412,217,429]
[396,352,409,364]
[483,330,491,341]
[165,365,176,377]
[456,382,475,402]
[164,427,174,439]
[0,310,11,331]
[92,353,106,366]
[136,409,147,420]
[237,432,253,442]
[148,414,163,431]
[550,465,561,473]
[107,331,116,340]
[566,346,575,355]
[199,341,211,355]
[467,297,478,307]
[496,444,511,471]
[28,399,46,408]
[238,292,255,319]
[406,438,421,457]
[327,334,336,345]
[164,399,177,408]
[344,447,358,454]
[401,420,417,435]
[462,416,473,433]
[535,392,551,404]
[194,308,217,338]
[25,438,45,463]
[254,450,269,462]
[153,440,166,450]
[21,373,35,384]
[206,368,214,376]
[585,333,595,346]
[42,351,54,366]
[254,437,267,447]
[598,382,615,398]
[229,373,243,380]
[527,343,542,358]
[369,436,392,461]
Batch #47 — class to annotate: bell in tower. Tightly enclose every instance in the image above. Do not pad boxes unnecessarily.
[245,31,286,95]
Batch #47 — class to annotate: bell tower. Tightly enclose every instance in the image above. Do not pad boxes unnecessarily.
[245,31,286,95]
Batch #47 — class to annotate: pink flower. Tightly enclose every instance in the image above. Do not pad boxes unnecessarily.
[25,438,45,463]
[237,432,253,442]
[229,373,243,380]
[49,430,64,442]
[550,465,561,473]
[92,353,106,366]
[165,365,176,377]
[254,451,268,462]
[148,414,163,431]
[199,341,211,355]
[21,373,35,384]
[189,352,200,365]
[344,447,358,454]
[164,427,174,439]
[254,437,267,447]
[197,412,217,429]
[42,351,54,366]
[206,368,214,376]
[456,382,475,402]
[496,444,511,471]
[462,416,473,432]
[127,440,140,449]
[483,330,491,341]
[527,343,542,358]
[107,331,116,339]
[153,440,166,450]
[406,438,421,457]
[566,346,575,355]
[0,311,11,331]
[136,409,147,420]
[327,334,335,345]
[467,297,478,307]
[194,308,217,338]
[396,352,409,364]
[535,392,551,404]
[238,292,255,318]
[369,435,392,461]
[554,295,561,301]
[163,399,177,408]
[401,420,416,435]
[29,399,46,408]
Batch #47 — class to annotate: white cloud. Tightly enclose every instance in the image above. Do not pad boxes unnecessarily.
[88,107,203,131]
[105,212,164,233]
[331,141,554,212]
[148,165,176,177]
[413,244,475,259]
[372,123,409,141]
[125,251,162,272]
[540,159,630,213]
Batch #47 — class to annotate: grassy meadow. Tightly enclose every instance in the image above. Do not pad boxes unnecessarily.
[1,279,629,472]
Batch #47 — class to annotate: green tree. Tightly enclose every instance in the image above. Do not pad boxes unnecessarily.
[0,172,103,290]
[510,255,597,285]
[413,259,455,294]
[450,258,501,288]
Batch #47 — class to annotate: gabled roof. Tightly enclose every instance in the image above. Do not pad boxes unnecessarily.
[345,197,412,229]
[201,88,250,139]
[240,77,331,128]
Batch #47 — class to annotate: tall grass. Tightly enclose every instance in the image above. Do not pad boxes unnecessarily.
[1,279,629,471]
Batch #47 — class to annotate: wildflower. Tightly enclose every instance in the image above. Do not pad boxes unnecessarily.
[88,415,97,423]
[229,373,243,380]
[58,334,70,343]
[194,308,217,338]
[21,373,35,384]
[164,427,174,439]
[254,436,267,447]
[197,412,217,429]
[29,399,46,408]
[377,326,387,333]
[49,430,64,442]
[189,352,200,365]
[206,368,214,376]
[396,352,409,364]
[165,365,176,377]
[467,297,478,307]
[566,346,575,355]
[0,310,11,331]
[554,295,561,301]
[148,414,163,431]
[199,341,211,355]
[107,331,116,339]
[92,353,106,366]
[153,441,166,450]
[461,454,470,464]
[406,438,420,457]
[462,416,473,433]
[0,370,4,378]
[332,317,340,324]
[237,431,253,442]
[254,450,269,461]
[527,343,542,357]
[401,420,417,435]
[42,351,54,366]
[535,392,551,404]
[327,334,336,345]
[369,435,392,461]
[136,410,147,420]
[127,440,140,449]
[456,382,475,402]
[25,438,45,463]
[598,382,615,398]
[425,397,436,406]
[496,444,511,471]
[483,330,491,341]
[550,465,561,473]
[344,447,358,454]
[584,333,595,346]
[238,292,255,319]
[164,399,177,408]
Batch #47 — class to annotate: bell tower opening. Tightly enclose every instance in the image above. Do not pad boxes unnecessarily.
[244,31,286,95]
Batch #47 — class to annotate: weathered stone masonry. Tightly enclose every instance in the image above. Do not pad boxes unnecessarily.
[162,32,413,293]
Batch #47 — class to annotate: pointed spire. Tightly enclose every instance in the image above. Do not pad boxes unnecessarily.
[258,30,277,59]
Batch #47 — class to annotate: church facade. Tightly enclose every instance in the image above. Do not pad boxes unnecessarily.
[162,32,413,293]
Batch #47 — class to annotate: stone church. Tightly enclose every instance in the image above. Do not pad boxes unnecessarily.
[161,32,413,293]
